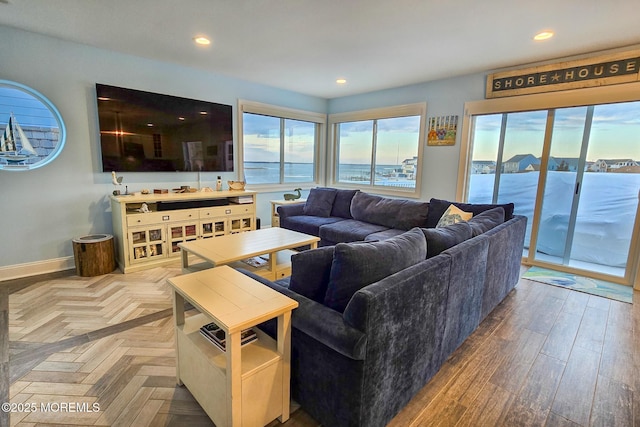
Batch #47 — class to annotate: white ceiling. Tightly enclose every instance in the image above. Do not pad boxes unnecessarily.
[1,0,640,99]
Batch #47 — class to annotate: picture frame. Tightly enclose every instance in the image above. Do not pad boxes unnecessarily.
[0,80,66,171]
[427,115,458,146]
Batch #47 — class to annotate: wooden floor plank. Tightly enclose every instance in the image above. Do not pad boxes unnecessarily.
[501,353,566,426]
[489,328,547,393]
[589,375,633,427]
[551,347,601,425]
[540,311,582,362]
[454,382,514,427]
[573,306,608,352]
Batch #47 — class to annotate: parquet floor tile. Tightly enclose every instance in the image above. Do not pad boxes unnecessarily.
[9,270,176,344]
[4,266,215,427]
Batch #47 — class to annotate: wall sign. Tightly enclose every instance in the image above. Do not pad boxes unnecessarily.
[486,50,640,98]
[0,80,66,171]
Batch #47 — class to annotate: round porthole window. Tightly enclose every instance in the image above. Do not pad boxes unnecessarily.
[0,80,66,171]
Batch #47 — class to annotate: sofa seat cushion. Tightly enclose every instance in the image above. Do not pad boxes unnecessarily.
[281,215,345,237]
[426,198,514,228]
[319,219,390,244]
[350,191,429,230]
[467,207,505,237]
[364,228,406,242]
[304,187,338,217]
[288,246,335,303]
[422,221,473,258]
[324,228,427,312]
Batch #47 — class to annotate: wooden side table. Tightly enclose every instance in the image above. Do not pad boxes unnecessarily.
[168,266,299,427]
[270,199,306,227]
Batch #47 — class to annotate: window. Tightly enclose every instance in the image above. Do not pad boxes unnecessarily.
[458,83,640,284]
[239,101,325,186]
[153,134,162,158]
[328,103,426,196]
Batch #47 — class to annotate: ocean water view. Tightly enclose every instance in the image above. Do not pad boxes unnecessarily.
[244,162,415,188]
[470,171,640,268]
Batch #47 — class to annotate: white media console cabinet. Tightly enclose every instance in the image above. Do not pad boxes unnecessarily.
[110,190,257,273]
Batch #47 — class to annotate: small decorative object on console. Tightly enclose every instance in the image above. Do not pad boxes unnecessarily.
[284,188,302,201]
[111,171,123,186]
[227,180,246,191]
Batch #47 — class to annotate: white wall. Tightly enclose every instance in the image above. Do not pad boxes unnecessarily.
[0,25,327,273]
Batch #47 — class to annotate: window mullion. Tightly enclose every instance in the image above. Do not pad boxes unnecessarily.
[493,114,508,203]
[371,120,377,185]
[280,118,285,184]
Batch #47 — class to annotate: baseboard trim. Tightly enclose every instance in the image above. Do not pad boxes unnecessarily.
[0,257,75,281]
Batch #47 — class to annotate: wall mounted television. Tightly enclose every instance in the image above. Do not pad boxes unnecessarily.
[96,84,233,172]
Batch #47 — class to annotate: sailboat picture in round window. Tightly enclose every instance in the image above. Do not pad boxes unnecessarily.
[0,80,66,171]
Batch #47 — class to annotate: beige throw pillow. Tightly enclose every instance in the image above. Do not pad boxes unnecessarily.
[436,204,473,228]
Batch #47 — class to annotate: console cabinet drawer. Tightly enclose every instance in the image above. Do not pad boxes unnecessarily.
[127,210,197,226]
[200,204,254,218]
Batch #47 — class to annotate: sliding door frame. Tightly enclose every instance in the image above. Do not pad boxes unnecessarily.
[456,82,640,290]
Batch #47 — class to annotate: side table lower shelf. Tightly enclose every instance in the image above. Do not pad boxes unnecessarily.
[177,313,283,427]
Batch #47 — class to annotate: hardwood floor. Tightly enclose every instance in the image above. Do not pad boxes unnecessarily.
[1,265,637,426]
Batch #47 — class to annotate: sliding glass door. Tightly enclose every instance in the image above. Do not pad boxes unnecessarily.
[468,110,547,250]
[465,98,640,284]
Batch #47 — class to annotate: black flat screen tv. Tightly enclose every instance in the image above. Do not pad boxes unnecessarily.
[96,84,233,172]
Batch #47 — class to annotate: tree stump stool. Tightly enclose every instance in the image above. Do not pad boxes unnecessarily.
[72,234,116,277]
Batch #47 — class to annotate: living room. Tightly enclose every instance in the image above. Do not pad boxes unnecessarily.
[1,1,640,426]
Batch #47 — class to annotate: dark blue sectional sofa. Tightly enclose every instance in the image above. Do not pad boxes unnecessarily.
[278,188,434,246]
[241,188,526,427]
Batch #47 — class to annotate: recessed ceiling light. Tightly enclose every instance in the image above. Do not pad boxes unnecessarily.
[178,117,185,121]
[193,36,211,46]
[147,123,154,127]
[200,111,208,115]
[534,31,554,41]
[336,78,347,84]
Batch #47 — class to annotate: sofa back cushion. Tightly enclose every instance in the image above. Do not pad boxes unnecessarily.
[330,189,359,218]
[288,246,335,303]
[422,221,473,258]
[324,227,427,312]
[303,187,337,217]
[426,198,514,228]
[350,192,429,230]
[467,207,505,237]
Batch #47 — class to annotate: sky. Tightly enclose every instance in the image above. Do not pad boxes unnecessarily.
[0,87,59,128]
[242,114,317,163]
[243,113,421,165]
[472,100,640,163]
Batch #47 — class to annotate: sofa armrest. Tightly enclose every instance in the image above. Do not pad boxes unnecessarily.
[277,203,305,219]
[341,256,452,426]
[237,269,367,360]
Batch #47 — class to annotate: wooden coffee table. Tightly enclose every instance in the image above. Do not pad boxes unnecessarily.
[179,227,320,280]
